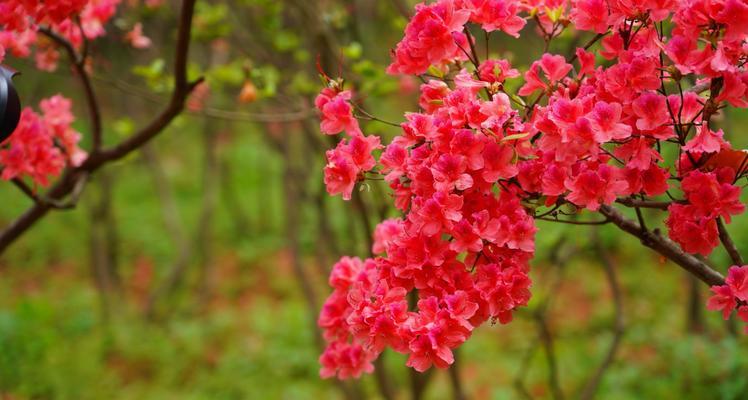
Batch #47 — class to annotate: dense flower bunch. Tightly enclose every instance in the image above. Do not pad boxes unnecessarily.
[315,0,748,379]
[0,95,86,187]
[0,0,121,69]
[708,265,748,332]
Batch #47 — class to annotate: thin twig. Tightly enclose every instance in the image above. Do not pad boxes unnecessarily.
[717,217,744,266]
[567,32,607,64]
[38,26,103,151]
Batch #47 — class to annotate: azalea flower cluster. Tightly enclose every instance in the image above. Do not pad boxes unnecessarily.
[0,0,121,70]
[708,265,748,333]
[0,95,86,187]
[316,0,747,379]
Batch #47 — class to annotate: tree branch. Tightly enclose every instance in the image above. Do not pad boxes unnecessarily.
[717,217,744,266]
[93,0,201,162]
[598,205,725,286]
[0,0,201,255]
[11,175,88,210]
[38,26,103,151]
[615,198,673,210]
[567,32,607,64]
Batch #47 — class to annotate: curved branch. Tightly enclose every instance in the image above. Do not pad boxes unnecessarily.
[717,218,744,266]
[0,0,200,255]
[12,175,88,210]
[567,32,607,64]
[598,205,725,286]
[38,26,103,150]
[93,0,201,162]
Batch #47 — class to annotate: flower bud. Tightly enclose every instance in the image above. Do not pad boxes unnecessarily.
[238,80,258,104]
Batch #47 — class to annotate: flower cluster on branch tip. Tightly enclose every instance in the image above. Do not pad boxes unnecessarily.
[314,0,748,379]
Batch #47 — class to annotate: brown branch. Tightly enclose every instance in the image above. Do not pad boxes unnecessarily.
[615,198,673,210]
[0,0,200,255]
[717,217,744,266]
[12,172,89,210]
[93,0,201,162]
[11,178,83,210]
[39,26,103,151]
[567,32,607,64]
[580,233,625,400]
[598,205,725,286]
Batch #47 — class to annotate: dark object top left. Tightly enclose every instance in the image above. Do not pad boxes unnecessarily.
[0,65,21,143]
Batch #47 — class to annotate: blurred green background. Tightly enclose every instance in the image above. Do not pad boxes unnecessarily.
[1,1,747,399]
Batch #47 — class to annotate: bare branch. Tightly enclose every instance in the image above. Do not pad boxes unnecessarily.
[93,0,201,162]
[567,32,607,64]
[12,175,87,210]
[598,205,725,286]
[717,217,744,266]
[38,26,103,151]
[0,0,200,254]
[616,198,673,210]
